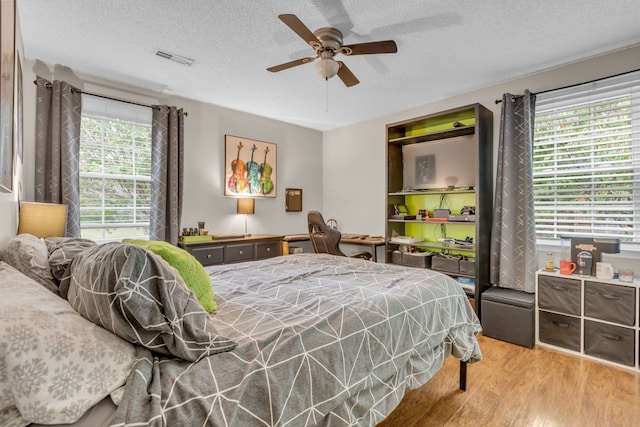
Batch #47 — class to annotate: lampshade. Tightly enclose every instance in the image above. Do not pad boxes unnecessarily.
[17,202,67,238]
[237,198,255,215]
[315,58,340,81]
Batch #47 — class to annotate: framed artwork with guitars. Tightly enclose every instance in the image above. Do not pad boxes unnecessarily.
[224,135,277,197]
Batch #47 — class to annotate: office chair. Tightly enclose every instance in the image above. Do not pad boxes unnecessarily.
[307,211,372,260]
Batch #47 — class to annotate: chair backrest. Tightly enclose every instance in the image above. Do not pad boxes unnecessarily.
[307,211,347,256]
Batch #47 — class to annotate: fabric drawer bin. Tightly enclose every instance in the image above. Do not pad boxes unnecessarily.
[481,287,535,348]
[226,243,254,263]
[537,275,581,316]
[190,246,224,266]
[538,311,581,352]
[584,281,636,326]
[391,251,403,265]
[459,259,475,275]
[432,256,459,273]
[584,320,635,366]
[402,252,432,268]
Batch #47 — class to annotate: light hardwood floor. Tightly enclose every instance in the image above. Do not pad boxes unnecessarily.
[378,335,640,427]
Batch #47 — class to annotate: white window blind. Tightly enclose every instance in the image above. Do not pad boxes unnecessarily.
[79,95,153,242]
[533,70,640,243]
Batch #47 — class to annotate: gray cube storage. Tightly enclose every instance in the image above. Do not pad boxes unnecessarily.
[536,271,640,371]
[481,286,535,348]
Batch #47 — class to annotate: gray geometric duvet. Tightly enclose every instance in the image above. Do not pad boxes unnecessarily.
[112,254,482,426]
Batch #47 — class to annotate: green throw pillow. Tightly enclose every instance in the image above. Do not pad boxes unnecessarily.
[123,239,217,313]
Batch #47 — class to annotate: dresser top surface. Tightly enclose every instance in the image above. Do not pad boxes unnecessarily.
[180,234,283,246]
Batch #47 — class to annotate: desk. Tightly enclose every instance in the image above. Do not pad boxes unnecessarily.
[283,233,386,262]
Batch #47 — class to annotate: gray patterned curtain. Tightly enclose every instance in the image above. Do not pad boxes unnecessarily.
[34,77,82,237]
[490,90,537,293]
[150,106,184,244]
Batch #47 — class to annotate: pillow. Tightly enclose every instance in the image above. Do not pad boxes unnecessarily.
[45,236,97,280]
[122,239,217,313]
[0,261,136,426]
[0,233,58,294]
[59,242,236,361]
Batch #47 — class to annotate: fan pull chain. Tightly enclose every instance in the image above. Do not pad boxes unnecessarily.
[326,79,329,112]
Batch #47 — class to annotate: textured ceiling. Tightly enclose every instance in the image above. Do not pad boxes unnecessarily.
[18,0,640,131]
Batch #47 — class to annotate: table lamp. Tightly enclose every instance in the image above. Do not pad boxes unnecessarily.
[17,202,68,238]
[237,198,254,236]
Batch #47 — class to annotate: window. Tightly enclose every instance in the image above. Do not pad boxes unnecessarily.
[79,95,152,241]
[533,70,640,244]
[533,72,640,243]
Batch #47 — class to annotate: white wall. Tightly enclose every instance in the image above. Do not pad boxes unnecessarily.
[322,122,387,234]
[324,44,640,268]
[18,61,323,240]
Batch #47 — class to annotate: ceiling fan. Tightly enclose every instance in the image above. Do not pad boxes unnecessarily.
[267,14,398,87]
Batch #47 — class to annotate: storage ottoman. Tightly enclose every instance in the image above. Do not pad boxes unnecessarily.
[481,286,535,348]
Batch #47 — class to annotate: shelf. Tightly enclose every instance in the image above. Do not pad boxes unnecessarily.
[416,241,475,251]
[388,188,475,196]
[388,125,475,146]
[388,219,475,224]
[388,240,475,252]
[436,270,475,279]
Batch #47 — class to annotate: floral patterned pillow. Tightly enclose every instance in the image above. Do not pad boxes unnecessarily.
[0,262,137,426]
[0,234,58,294]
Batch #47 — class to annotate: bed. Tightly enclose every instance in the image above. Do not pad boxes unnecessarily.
[0,234,482,427]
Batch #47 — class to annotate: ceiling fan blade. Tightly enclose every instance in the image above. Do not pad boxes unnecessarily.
[336,61,359,87]
[342,40,398,55]
[267,57,316,73]
[278,14,321,47]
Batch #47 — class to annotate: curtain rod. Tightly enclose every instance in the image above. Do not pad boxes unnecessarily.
[494,94,522,104]
[494,67,640,104]
[33,80,188,116]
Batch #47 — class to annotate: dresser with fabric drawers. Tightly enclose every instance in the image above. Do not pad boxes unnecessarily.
[535,270,639,370]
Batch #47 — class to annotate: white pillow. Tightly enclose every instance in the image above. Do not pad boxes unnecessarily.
[0,262,137,426]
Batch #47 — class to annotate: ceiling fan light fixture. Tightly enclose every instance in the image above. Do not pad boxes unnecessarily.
[315,58,340,81]
[269,14,397,87]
